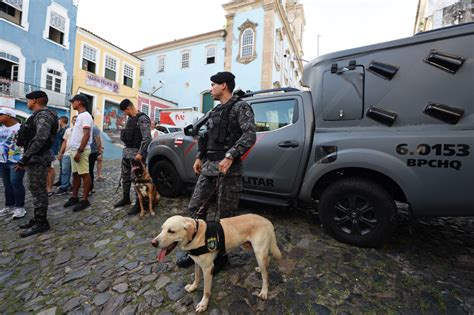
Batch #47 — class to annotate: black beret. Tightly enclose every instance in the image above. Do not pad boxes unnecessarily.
[210,71,235,84]
[69,94,89,106]
[26,90,48,100]
[119,99,132,111]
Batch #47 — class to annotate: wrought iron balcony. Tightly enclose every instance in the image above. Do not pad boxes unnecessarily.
[0,77,71,109]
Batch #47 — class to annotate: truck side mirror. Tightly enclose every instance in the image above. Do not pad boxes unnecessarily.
[183,124,194,137]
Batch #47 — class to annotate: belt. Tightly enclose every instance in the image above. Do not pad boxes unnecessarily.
[206,151,225,161]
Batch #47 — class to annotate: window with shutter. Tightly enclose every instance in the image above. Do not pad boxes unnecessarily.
[82,44,97,73]
[104,55,117,81]
[123,63,134,88]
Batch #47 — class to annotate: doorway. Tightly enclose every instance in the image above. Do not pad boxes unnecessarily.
[79,93,94,114]
[202,91,213,114]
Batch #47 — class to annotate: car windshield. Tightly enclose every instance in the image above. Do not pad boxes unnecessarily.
[156,126,169,133]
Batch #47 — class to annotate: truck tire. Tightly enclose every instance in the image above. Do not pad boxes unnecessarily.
[318,178,398,248]
[151,160,183,198]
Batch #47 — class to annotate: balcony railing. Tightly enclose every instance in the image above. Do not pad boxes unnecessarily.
[0,78,71,109]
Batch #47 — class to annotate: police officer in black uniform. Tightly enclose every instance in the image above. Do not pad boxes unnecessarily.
[16,90,58,237]
[113,99,152,215]
[177,71,256,269]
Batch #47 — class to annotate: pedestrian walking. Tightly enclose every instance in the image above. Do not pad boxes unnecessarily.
[46,149,56,196]
[176,71,256,271]
[52,116,69,187]
[96,149,105,181]
[63,95,93,212]
[56,115,76,195]
[89,122,102,193]
[0,107,26,219]
[151,120,159,139]
[15,90,58,237]
[113,99,151,215]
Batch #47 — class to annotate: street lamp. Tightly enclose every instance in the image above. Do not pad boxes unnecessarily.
[149,80,165,96]
[283,54,309,63]
[316,34,321,57]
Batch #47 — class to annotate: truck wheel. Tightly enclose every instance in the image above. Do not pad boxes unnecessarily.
[318,178,398,248]
[151,160,183,198]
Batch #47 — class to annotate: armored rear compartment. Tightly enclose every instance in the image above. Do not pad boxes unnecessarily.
[302,23,473,128]
[300,23,473,220]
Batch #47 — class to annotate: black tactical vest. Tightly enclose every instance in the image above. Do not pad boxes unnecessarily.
[17,108,58,151]
[120,112,148,148]
[206,96,242,161]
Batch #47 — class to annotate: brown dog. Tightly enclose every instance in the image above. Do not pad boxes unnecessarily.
[131,159,160,217]
[151,214,282,312]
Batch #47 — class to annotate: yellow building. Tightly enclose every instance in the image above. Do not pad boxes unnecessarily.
[71,27,142,132]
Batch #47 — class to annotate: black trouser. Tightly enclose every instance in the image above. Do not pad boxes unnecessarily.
[27,164,48,221]
[89,152,98,190]
[121,158,139,202]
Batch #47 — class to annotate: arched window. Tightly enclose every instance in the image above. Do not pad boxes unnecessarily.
[241,29,254,58]
[237,19,258,64]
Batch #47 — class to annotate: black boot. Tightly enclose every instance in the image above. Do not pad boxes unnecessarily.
[127,203,140,215]
[19,218,36,229]
[115,186,131,208]
[213,251,229,274]
[114,197,131,208]
[20,219,50,238]
[177,253,195,268]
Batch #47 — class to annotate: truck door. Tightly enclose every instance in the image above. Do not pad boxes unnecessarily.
[242,96,305,197]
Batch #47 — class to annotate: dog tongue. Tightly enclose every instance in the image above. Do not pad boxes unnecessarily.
[157,249,167,262]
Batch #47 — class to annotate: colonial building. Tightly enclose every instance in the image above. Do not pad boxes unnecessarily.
[0,0,77,118]
[134,0,305,113]
[72,27,142,133]
[414,0,473,33]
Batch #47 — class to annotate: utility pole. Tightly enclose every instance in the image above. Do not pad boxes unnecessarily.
[317,34,321,57]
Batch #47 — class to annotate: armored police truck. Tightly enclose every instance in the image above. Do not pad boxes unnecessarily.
[147,23,474,247]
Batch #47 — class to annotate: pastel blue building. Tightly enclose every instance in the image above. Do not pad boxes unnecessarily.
[134,0,305,114]
[0,0,78,118]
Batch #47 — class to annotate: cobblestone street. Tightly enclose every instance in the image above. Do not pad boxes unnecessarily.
[0,160,473,314]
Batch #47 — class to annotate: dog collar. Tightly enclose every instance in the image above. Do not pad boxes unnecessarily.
[187,219,199,245]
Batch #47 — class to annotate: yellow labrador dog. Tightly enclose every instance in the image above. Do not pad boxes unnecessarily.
[151,214,282,313]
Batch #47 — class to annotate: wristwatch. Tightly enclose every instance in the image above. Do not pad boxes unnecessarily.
[78,148,84,153]
[225,152,233,160]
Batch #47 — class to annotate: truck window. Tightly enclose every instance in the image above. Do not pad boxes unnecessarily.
[321,66,365,120]
[250,99,297,132]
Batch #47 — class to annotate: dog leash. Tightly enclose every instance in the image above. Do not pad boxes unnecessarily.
[115,173,122,194]
[193,173,224,220]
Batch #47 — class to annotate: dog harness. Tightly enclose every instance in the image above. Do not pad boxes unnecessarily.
[189,220,226,256]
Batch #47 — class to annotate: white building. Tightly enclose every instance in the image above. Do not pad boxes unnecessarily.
[414,0,473,33]
[134,0,305,113]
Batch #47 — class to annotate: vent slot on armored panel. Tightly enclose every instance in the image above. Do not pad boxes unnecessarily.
[423,102,464,125]
[366,106,398,126]
[367,61,399,80]
[424,50,465,74]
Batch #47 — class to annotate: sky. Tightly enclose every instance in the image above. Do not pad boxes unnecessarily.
[76,0,419,61]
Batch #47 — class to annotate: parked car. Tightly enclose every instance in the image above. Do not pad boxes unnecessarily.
[147,23,474,248]
[155,124,183,136]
